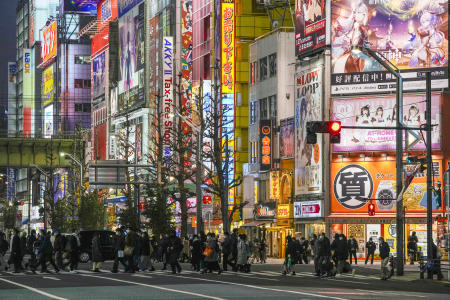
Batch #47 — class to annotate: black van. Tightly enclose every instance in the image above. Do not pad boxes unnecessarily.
[77,230,115,263]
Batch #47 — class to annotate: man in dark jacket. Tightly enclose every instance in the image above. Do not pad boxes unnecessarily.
[190,235,202,271]
[283,236,297,275]
[26,230,37,272]
[332,234,349,276]
[379,237,390,280]
[221,232,233,271]
[407,236,417,265]
[167,231,183,274]
[53,230,65,269]
[230,229,238,271]
[316,233,331,277]
[348,236,358,264]
[10,229,22,273]
[112,228,126,273]
[160,234,169,270]
[300,237,309,264]
[125,229,137,273]
[64,230,79,272]
[139,232,154,271]
[365,237,376,265]
[39,229,59,273]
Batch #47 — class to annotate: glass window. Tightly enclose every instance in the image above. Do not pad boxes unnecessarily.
[251,141,257,164]
[269,95,277,120]
[250,101,257,124]
[75,55,90,64]
[82,103,91,113]
[74,79,83,88]
[250,61,257,85]
[74,103,83,112]
[259,98,268,120]
[259,57,267,81]
[269,53,277,77]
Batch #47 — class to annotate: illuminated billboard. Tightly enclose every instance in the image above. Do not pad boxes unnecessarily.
[98,0,117,29]
[280,118,294,159]
[163,36,174,166]
[42,65,54,106]
[118,1,145,109]
[259,119,273,171]
[44,105,53,138]
[221,0,235,206]
[181,1,193,132]
[331,0,448,94]
[294,62,323,195]
[295,0,327,57]
[42,20,57,64]
[63,0,99,14]
[23,49,33,138]
[92,50,107,108]
[332,93,441,152]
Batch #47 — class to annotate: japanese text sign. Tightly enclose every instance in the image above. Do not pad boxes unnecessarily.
[259,119,273,171]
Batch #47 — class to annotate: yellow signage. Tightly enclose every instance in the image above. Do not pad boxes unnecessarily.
[43,65,54,106]
[270,171,280,200]
[277,204,292,219]
[221,1,235,95]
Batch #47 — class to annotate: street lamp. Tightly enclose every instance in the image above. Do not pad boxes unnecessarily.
[60,152,83,194]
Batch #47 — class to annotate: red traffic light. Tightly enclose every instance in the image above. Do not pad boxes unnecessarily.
[203,195,212,204]
[20,201,24,206]
[368,203,375,216]
[329,121,341,133]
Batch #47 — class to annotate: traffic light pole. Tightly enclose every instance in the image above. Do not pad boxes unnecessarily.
[425,72,433,278]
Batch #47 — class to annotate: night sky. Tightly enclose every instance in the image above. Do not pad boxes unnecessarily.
[0,1,18,107]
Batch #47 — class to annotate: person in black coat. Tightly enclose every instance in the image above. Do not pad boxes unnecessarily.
[160,234,169,270]
[221,232,233,271]
[379,237,390,280]
[365,237,376,265]
[26,230,37,272]
[91,232,103,272]
[348,236,358,264]
[139,232,154,271]
[53,231,65,269]
[10,229,22,273]
[19,232,27,270]
[64,230,79,272]
[316,233,331,277]
[167,231,183,274]
[112,228,126,273]
[190,235,202,271]
[230,229,238,271]
[333,234,349,275]
[283,236,297,275]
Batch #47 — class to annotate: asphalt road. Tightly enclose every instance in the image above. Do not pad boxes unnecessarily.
[0,261,449,300]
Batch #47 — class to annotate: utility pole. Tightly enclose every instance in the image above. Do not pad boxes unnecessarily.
[395,69,404,276]
[425,72,433,278]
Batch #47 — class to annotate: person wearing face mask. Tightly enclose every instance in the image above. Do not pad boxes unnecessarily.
[316,233,331,278]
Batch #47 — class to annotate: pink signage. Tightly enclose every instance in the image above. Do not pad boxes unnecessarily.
[332,93,441,152]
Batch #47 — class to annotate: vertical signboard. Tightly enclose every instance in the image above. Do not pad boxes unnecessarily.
[148,15,159,102]
[42,65,54,106]
[23,49,33,138]
[92,50,107,109]
[295,0,327,57]
[221,0,235,206]
[44,105,53,138]
[118,0,145,109]
[330,0,448,94]
[280,118,294,158]
[294,63,323,195]
[181,1,193,130]
[42,20,58,64]
[270,171,280,200]
[7,62,16,136]
[259,119,273,171]
[6,168,17,202]
[162,36,174,165]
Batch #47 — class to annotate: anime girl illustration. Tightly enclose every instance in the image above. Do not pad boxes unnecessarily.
[408,2,448,67]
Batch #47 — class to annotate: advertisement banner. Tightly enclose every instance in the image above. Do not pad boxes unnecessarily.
[6,168,17,202]
[44,105,53,138]
[92,50,107,108]
[294,200,322,218]
[135,122,142,159]
[259,119,273,172]
[92,26,109,56]
[118,0,143,17]
[331,161,444,214]
[23,49,33,138]
[181,1,193,133]
[42,65,54,106]
[270,171,280,200]
[295,0,327,57]
[332,93,441,152]
[277,204,292,219]
[280,118,294,158]
[294,64,323,195]
[98,0,117,30]
[366,224,381,254]
[331,0,448,94]
[118,1,145,109]
[221,0,236,205]
[42,20,57,64]
[162,36,174,165]
[255,202,276,220]
[148,16,159,100]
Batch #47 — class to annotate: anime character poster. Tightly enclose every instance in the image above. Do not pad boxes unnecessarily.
[332,93,441,152]
[118,1,145,109]
[181,0,193,133]
[331,0,448,94]
[294,64,323,195]
[92,51,106,102]
[280,118,295,158]
[295,0,327,57]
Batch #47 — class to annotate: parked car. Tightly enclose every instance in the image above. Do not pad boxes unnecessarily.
[77,230,115,263]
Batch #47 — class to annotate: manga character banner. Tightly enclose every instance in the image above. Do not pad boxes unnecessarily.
[295,63,323,195]
[332,93,441,152]
[92,50,107,108]
[331,0,448,94]
[295,0,327,57]
[280,118,294,159]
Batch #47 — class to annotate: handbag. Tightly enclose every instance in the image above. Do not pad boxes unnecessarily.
[124,246,134,257]
[203,247,213,258]
[117,250,124,258]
